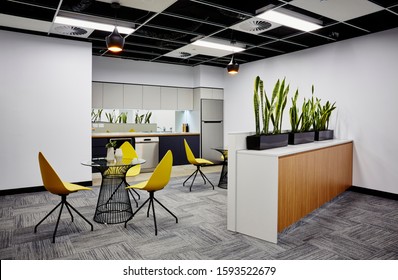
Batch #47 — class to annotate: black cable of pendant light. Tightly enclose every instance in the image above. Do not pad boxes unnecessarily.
[106,2,125,53]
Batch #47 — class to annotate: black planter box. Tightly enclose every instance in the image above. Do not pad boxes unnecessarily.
[315,129,334,141]
[246,133,289,150]
[288,131,315,145]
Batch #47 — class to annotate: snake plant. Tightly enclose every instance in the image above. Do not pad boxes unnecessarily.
[314,99,336,131]
[253,76,289,135]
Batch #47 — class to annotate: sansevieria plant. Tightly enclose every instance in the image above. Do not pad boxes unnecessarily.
[253,76,289,135]
[314,99,336,131]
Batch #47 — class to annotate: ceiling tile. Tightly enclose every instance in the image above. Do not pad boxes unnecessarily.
[346,9,398,32]
[97,0,177,13]
[0,14,51,33]
[290,0,384,22]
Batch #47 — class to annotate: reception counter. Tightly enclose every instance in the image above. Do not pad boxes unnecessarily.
[227,132,353,243]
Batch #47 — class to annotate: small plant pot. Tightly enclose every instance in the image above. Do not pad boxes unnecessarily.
[288,131,315,145]
[315,129,334,141]
[246,133,289,150]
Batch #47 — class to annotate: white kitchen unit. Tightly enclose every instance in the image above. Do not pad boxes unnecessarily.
[103,83,123,109]
[143,85,161,109]
[123,84,143,109]
[92,82,103,108]
[160,86,178,110]
[193,87,223,110]
[227,132,353,243]
[177,88,193,110]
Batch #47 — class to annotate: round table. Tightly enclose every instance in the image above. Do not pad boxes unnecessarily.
[81,158,146,224]
[212,148,228,189]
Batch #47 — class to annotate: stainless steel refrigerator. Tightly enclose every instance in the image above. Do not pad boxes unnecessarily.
[201,99,223,163]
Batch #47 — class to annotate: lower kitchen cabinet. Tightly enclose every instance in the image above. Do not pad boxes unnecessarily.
[159,135,199,165]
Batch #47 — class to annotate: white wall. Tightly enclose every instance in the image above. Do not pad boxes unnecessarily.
[225,28,398,194]
[0,30,92,190]
[93,56,195,87]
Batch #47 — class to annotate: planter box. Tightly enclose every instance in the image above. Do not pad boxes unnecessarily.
[288,131,315,145]
[246,133,289,150]
[315,129,334,141]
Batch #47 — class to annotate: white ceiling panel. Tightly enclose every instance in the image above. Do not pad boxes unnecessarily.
[0,14,52,33]
[289,0,384,22]
[97,0,178,13]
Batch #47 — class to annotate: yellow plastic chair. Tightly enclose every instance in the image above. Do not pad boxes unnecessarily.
[120,141,142,206]
[120,141,141,177]
[35,152,93,243]
[183,139,214,191]
[124,150,177,235]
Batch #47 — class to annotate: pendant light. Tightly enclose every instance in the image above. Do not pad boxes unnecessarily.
[227,55,239,75]
[106,2,124,53]
[106,26,124,52]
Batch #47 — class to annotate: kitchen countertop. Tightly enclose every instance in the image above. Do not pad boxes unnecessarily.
[92,132,200,138]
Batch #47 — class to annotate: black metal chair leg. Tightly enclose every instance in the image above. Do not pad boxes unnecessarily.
[150,194,157,235]
[124,196,150,227]
[128,189,139,207]
[189,170,199,191]
[64,202,74,222]
[147,197,153,217]
[154,197,178,223]
[199,169,214,189]
[132,188,140,200]
[65,201,94,231]
[34,201,63,233]
[183,169,198,186]
[52,201,65,243]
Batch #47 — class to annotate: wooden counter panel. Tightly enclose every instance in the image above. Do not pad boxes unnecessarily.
[278,142,353,232]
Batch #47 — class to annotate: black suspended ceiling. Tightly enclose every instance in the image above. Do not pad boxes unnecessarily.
[1,0,397,68]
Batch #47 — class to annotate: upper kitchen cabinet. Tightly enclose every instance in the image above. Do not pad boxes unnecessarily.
[143,86,161,109]
[103,83,123,109]
[124,84,143,109]
[92,82,103,108]
[193,87,224,110]
[160,87,178,110]
[177,88,193,110]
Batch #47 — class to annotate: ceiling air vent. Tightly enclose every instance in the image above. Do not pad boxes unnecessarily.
[240,20,272,32]
[50,23,94,38]
[231,17,281,34]
[53,25,87,36]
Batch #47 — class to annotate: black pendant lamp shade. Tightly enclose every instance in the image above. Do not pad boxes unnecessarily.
[106,26,124,53]
[227,55,239,75]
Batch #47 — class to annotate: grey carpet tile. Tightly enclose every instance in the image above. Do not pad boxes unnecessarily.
[339,223,398,251]
[307,234,381,259]
[70,242,144,260]
[12,236,76,259]
[274,243,345,260]
[0,173,397,260]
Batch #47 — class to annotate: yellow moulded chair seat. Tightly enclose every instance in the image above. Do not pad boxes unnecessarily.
[35,152,93,243]
[120,141,141,177]
[124,150,177,235]
[183,139,214,191]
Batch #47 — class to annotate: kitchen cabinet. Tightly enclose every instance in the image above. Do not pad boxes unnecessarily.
[92,82,103,108]
[193,87,224,110]
[177,88,193,110]
[159,135,199,165]
[160,87,178,110]
[124,84,143,109]
[143,85,161,109]
[103,83,123,109]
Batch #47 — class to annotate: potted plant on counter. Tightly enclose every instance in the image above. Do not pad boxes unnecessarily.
[314,98,336,141]
[288,86,317,145]
[246,75,289,150]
